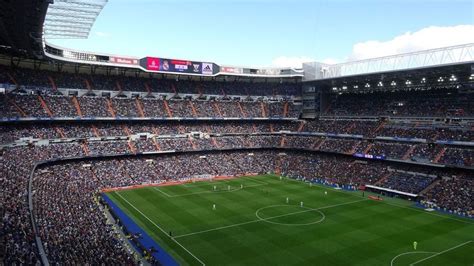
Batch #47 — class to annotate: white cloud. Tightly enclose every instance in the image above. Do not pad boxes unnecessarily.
[271,56,341,68]
[271,56,315,68]
[320,58,340,65]
[95,31,111,38]
[348,25,474,61]
[271,25,474,67]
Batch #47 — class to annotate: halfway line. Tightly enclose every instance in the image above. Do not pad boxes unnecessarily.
[174,198,367,239]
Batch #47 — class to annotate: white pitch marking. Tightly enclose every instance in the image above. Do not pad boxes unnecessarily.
[242,176,269,185]
[114,191,206,266]
[255,205,326,226]
[285,176,474,225]
[409,240,473,265]
[174,199,367,239]
[154,183,267,198]
[383,201,474,225]
[390,251,436,266]
[182,179,230,188]
[153,187,174,198]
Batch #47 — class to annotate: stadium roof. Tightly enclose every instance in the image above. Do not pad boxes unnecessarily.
[43,0,108,39]
[304,43,474,81]
[0,0,49,56]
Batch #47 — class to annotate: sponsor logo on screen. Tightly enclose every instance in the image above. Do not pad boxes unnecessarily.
[146,57,160,71]
[161,60,170,71]
[192,64,201,73]
[202,63,213,75]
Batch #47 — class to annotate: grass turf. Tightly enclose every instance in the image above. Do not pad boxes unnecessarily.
[106,174,474,266]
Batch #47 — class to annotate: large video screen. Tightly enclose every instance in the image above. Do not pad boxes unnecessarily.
[141,57,217,75]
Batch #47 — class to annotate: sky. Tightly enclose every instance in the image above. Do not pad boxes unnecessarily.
[49,0,474,68]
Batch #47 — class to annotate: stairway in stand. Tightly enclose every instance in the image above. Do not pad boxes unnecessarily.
[374,173,392,186]
[433,147,447,163]
[402,145,416,160]
[163,100,173,118]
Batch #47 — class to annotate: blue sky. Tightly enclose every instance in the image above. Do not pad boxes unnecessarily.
[50,0,474,67]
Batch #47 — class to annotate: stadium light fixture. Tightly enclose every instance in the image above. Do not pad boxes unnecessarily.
[365,83,370,88]
[405,80,412,85]
[342,86,347,90]
[438,77,444,82]
[377,81,383,87]
[353,85,358,89]
[421,77,426,84]
[449,75,457,81]
[332,87,337,91]
[470,74,474,80]
[391,81,396,86]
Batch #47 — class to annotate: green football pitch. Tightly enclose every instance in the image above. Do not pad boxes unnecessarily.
[106,174,474,266]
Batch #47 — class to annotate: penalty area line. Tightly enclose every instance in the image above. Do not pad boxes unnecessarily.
[153,187,174,198]
[182,179,230,188]
[241,176,269,185]
[114,191,206,266]
[154,183,268,198]
[390,251,436,266]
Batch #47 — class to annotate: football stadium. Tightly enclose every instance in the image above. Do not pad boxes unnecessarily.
[1,0,473,265]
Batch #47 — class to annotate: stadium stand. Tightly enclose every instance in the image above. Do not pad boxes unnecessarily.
[325,88,474,117]
[422,175,473,216]
[379,172,438,194]
[3,148,463,264]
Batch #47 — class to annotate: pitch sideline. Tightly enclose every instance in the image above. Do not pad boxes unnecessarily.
[284,176,474,225]
[114,191,206,266]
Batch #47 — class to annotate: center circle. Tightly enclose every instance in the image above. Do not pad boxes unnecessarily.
[255,204,326,226]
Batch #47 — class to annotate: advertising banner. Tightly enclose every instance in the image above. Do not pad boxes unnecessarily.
[220,66,243,74]
[109,57,139,65]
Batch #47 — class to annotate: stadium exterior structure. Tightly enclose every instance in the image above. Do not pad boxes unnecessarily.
[41,40,474,87]
[40,40,474,120]
[301,45,474,119]
[1,0,472,87]
[39,4,474,121]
